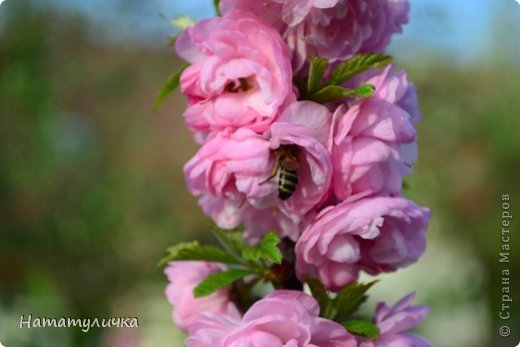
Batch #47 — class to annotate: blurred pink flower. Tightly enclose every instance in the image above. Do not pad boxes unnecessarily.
[176,10,295,143]
[165,261,240,331]
[295,196,431,290]
[359,293,431,347]
[184,101,332,241]
[102,328,140,347]
[187,290,357,347]
[331,66,419,201]
[220,0,409,71]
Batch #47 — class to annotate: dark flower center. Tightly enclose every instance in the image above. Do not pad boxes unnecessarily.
[224,76,255,93]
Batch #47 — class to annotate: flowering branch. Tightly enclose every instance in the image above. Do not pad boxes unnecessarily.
[159,1,432,346]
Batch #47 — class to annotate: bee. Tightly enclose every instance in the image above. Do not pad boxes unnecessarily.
[261,145,300,200]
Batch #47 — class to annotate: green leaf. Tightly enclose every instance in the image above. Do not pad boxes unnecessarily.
[307,56,329,96]
[170,15,195,30]
[342,320,380,339]
[334,280,378,320]
[210,223,247,259]
[158,12,195,31]
[353,84,376,97]
[329,54,392,86]
[304,276,332,318]
[214,0,222,16]
[194,269,251,297]
[241,232,282,264]
[158,241,241,266]
[304,278,378,320]
[310,84,374,104]
[154,64,189,110]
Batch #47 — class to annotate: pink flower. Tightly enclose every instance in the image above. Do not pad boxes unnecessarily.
[266,101,333,217]
[331,66,419,201]
[184,101,332,241]
[359,293,431,347]
[184,128,273,210]
[175,10,295,143]
[187,290,357,347]
[220,0,409,71]
[165,262,240,331]
[295,196,431,290]
[240,205,317,244]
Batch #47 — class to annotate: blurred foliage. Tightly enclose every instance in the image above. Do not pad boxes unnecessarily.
[0,2,202,346]
[404,58,520,346]
[0,1,518,347]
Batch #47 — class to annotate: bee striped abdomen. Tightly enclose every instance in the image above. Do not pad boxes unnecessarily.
[278,169,299,200]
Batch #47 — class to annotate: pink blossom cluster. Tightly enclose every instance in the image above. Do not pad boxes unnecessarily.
[166,265,430,346]
[165,0,432,345]
[178,1,430,285]
[220,0,409,72]
[187,290,357,346]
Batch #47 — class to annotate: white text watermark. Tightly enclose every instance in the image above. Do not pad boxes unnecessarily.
[498,194,512,338]
[19,315,139,333]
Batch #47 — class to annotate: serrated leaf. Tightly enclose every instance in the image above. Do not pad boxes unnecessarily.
[308,56,329,96]
[304,276,332,318]
[310,84,374,104]
[210,223,247,259]
[334,280,378,320]
[342,320,380,339]
[154,64,189,110]
[329,54,392,86]
[158,241,240,266]
[194,269,251,297]
[241,232,282,264]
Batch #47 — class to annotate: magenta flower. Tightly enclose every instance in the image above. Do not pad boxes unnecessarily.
[295,196,431,290]
[187,290,357,347]
[175,10,295,143]
[331,66,419,201]
[165,262,240,331]
[184,101,332,241]
[220,0,409,71]
[359,293,431,347]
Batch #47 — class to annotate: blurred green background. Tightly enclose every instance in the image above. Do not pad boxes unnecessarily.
[0,1,518,346]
